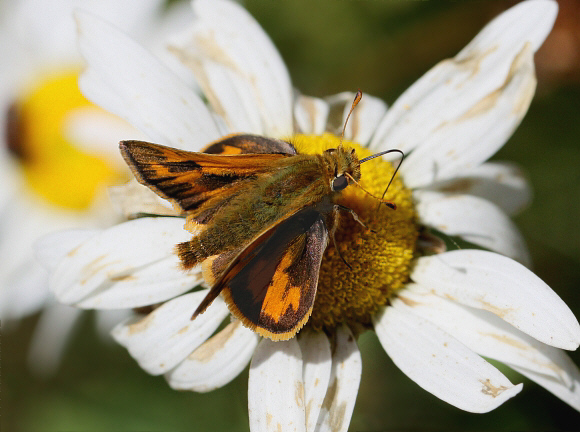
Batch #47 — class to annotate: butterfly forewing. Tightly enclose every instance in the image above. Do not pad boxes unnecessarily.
[120,139,294,215]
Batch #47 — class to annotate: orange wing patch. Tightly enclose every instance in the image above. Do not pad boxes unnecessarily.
[259,240,303,323]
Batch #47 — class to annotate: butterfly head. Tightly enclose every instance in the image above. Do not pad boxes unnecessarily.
[323,146,361,192]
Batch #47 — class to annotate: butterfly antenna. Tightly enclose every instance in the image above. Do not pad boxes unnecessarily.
[344,172,396,210]
[358,149,405,212]
[339,89,363,149]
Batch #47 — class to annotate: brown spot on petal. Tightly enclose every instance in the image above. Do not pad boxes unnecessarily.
[480,378,509,398]
[108,273,136,282]
[188,321,240,363]
[321,379,337,411]
[266,413,272,427]
[478,298,515,320]
[398,295,420,307]
[295,381,304,408]
[438,178,475,194]
[328,402,347,432]
[305,399,313,424]
[480,333,529,350]
[460,42,535,121]
[80,255,111,285]
[128,313,155,335]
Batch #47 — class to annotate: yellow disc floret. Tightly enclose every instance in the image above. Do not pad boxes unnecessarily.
[292,133,418,332]
[10,70,124,210]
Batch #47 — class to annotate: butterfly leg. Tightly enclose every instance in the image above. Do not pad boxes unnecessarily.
[328,206,353,270]
[335,204,376,233]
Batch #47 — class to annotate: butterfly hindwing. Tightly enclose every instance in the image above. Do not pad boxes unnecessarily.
[195,206,329,341]
[202,133,297,155]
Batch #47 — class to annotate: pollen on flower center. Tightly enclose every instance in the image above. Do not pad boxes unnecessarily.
[292,133,418,332]
[5,70,124,210]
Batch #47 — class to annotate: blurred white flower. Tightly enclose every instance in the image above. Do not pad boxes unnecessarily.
[0,0,195,376]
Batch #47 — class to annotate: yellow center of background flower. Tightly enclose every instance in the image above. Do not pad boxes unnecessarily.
[292,134,418,332]
[9,70,124,210]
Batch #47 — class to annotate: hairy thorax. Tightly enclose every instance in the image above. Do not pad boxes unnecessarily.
[195,154,332,259]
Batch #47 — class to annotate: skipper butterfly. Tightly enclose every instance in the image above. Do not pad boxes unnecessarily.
[120,91,403,341]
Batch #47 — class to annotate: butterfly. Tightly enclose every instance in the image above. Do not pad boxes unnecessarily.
[119,91,403,341]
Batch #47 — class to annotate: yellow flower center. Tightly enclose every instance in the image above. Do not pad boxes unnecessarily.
[6,70,124,210]
[292,134,418,332]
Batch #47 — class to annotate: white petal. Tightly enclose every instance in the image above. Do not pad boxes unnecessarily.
[76,11,220,150]
[7,0,165,62]
[401,43,537,188]
[27,303,83,377]
[0,261,49,320]
[294,95,329,135]
[371,0,557,186]
[112,290,228,375]
[248,338,306,432]
[424,161,532,216]
[35,229,99,271]
[412,250,580,350]
[50,217,201,308]
[315,325,361,432]
[0,195,87,319]
[170,0,293,136]
[340,92,388,146]
[374,304,522,413]
[511,360,580,412]
[108,180,179,218]
[415,190,530,266]
[397,285,576,386]
[165,320,259,392]
[297,330,332,432]
[63,107,146,169]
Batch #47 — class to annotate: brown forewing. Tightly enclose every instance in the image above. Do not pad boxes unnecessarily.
[119,139,294,221]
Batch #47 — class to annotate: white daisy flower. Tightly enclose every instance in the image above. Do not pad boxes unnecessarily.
[41,0,580,430]
[0,0,195,375]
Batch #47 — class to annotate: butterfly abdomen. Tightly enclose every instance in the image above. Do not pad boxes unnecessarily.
[176,239,204,270]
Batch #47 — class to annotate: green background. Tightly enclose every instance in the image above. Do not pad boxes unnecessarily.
[4,1,580,430]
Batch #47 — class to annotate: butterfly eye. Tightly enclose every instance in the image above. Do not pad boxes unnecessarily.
[332,175,348,191]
